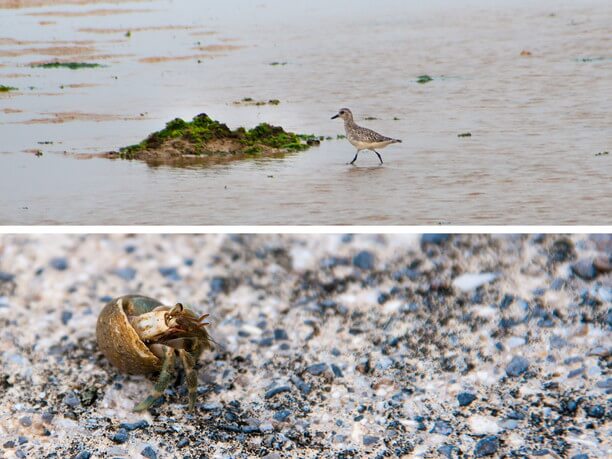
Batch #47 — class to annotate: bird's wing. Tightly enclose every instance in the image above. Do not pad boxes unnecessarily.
[354,125,393,143]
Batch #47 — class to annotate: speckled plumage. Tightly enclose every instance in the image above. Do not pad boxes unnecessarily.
[331,108,401,164]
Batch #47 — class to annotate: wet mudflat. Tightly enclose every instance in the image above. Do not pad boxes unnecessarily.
[0,0,611,224]
[0,234,610,457]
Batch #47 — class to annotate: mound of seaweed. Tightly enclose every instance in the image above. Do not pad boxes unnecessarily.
[109,113,319,164]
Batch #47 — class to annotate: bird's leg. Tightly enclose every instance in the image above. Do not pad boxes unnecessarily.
[179,349,198,411]
[372,150,383,165]
[134,346,175,412]
[349,150,359,165]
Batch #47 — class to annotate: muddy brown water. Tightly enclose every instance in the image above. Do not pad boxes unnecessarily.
[0,0,610,224]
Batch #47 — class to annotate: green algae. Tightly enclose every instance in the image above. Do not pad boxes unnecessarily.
[33,62,103,69]
[457,132,472,138]
[117,113,314,160]
[417,75,433,84]
[0,85,17,92]
[234,98,281,106]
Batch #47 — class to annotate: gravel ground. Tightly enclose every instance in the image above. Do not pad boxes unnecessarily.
[0,234,610,459]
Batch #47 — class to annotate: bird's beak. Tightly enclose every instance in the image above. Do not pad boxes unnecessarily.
[331,114,339,120]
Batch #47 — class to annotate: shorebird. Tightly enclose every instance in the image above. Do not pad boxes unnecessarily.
[331,108,402,165]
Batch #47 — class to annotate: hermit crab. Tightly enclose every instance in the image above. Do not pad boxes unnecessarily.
[96,295,213,411]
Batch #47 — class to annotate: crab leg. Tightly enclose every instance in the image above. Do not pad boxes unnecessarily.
[133,346,175,412]
[179,349,198,411]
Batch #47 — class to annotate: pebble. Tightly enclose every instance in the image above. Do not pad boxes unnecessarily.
[306,363,328,375]
[457,392,476,407]
[119,419,149,431]
[158,267,181,281]
[438,444,459,458]
[421,234,449,245]
[474,436,499,457]
[265,385,291,399]
[63,391,81,407]
[363,435,379,446]
[19,416,32,427]
[353,251,375,270]
[571,455,588,459]
[506,356,529,377]
[571,260,597,280]
[140,446,158,459]
[111,428,129,444]
[0,271,15,282]
[60,310,73,325]
[17,436,27,445]
[273,409,291,422]
[452,273,497,292]
[3,440,15,448]
[273,329,288,340]
[177,438,189,448]
[331,364,343,378]
[210,277,227,295]
[430,420,453,435]
[50,257,68,271]
[114,267,136,281]
[586,405,604,418]
[74,452,91,459]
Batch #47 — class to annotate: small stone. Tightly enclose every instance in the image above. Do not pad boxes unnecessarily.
[273,409,291,422]
[60,310,73,325]
[549,238,575,262]
[438,444,458,459]
[50,257,68,271]
[273,329,288,341]
[176,438,189,448]
[119,419,149,431]
[506,356,529,377]
[571,260,597,280]
[210,277,227,295]
[3,440,15,448]
[17,436,27,445]
[353,251,375,270]
[421,234,450,245]
[63,391,81,407]
[19,416,32,427]
[111,428,129,444]
[265,385,291,399]
[158,267,181,281]
[331,364,343,378]
[453,273,498,292]
[363,435,379,446]
[290,374,312,395]
[74,452,91,459]
[258,337,274,347]
[41,412,54,423]
[306,363,328,375]
[0,271,15,282]
[259,422,274,433]
[593,255,611,273]
[457,392,476,407]
[571,454,588,459]
[114,267,136,281]
[15,451,26,459]
[586,405,604,418]
[474,436,499,457]
[430,420,453,435]
[140,446,157,459]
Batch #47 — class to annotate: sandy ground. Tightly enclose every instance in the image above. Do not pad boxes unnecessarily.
[0,234,610,458]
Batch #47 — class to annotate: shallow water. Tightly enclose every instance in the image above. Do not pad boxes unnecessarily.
[0,0,610,224]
